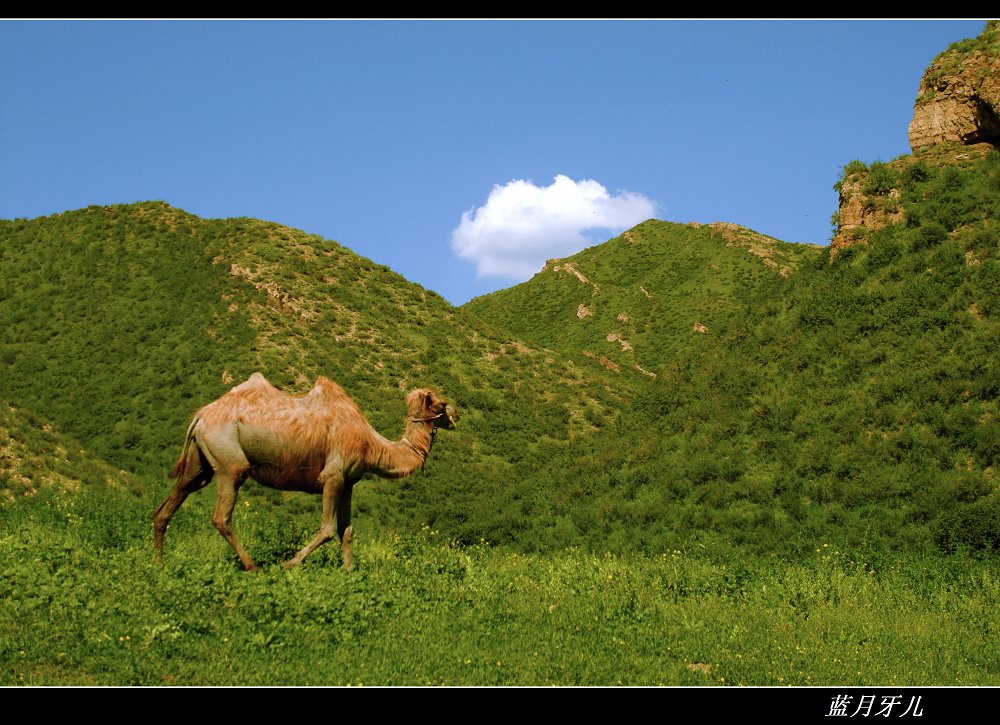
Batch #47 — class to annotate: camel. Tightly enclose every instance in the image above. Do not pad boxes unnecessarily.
[153,372,458,571]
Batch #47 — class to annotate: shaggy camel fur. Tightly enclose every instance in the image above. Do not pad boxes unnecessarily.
[153,373,458,571]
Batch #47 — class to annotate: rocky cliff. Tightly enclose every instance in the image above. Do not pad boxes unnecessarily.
[831,21,998,254]
[830,172,905,255]
[908,20,1000,151]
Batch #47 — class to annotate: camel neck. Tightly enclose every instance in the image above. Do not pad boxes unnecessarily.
[369,419,435,479]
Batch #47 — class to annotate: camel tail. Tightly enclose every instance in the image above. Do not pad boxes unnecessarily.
[170,416,201,479]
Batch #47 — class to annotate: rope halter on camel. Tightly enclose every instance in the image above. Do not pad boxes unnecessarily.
[408,403,458,429]
[403,407,453,470]
[408,413,446,423]
[402,403,457,473]
[400,431,436,475]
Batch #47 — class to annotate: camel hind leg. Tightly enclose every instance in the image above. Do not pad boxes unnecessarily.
[337,483,355,571]
[153,464,212,561]
[194,422,260,571]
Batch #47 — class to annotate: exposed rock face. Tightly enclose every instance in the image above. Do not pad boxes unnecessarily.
[830,175,905,255]
[908,21,1000,151]
[832,21,998,256]
[544,259,601,296]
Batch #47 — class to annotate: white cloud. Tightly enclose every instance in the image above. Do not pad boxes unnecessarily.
[450,175,657,281]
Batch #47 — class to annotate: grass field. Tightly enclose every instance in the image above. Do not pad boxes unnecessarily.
[2,486,995,686]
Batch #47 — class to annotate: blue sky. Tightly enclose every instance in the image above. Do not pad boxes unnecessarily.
[0,19,989,305]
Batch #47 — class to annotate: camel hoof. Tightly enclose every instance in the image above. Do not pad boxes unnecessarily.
[281,560,299,571]
[243,563,260,572]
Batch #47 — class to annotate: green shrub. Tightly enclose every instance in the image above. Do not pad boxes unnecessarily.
[931,494,1000,554]
[911,221,949,251]
[861,161,900,197]
[902,161,930,186]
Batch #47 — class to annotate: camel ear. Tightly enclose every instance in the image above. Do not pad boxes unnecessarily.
[424,392,433,409]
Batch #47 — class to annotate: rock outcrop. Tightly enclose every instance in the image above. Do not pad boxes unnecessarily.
[832,21,998,255]
[908,20,1000,151]
[830,173,905,255]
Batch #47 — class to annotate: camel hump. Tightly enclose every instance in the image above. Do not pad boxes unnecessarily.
[310,375,348,399]
[305,376,366,420]
[246,372,272,387]
[229,372,275,393]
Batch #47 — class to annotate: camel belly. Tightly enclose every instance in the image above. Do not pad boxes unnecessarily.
[236,423,326,492]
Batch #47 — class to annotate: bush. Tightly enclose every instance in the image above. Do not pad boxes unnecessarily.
[834,159,868,193]
[902,161,930,186]
[862,161,900,197]
[931,494,1000,554]
[911,221,949,251]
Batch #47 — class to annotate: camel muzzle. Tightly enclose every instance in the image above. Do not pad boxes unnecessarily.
[442,404,459,429]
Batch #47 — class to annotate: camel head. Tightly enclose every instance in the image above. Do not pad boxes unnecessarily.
[406,388,459,430]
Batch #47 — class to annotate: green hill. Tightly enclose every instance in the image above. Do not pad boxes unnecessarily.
[534,145,1000,556]
[0,201,627,540]
[2,139,998,557]
[464,219,820,378]
[0,401,141,503]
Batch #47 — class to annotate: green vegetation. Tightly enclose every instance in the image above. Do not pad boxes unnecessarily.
[464,148,999,560]
[942,20,1000,57]
[1,402,117,499]
[833,159,868,194]
[860,161,900,197]
[1,486,996,685]
[465,220,820,377]
[1,128,998,684]
[916,21,998,104]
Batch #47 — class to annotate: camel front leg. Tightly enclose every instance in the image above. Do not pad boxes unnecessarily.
[282,473,343,570]
[211,472,258,571]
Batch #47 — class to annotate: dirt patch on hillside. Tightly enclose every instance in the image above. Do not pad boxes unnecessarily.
[707,222,797,277]
[606,332,633,351]
[581,350,620,372]
[634,364,657,378]
[546,260,601,296]
[229,263,316,321]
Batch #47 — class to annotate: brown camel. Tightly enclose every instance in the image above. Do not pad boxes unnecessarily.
[153,372,458,571]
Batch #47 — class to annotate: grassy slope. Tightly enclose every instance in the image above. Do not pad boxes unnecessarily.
[2,142,998,559]
[444,147,999,559]
[464,219,820,377]
[0,401,142,503]
[578,146,1000,556]
[0,201,628,538]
